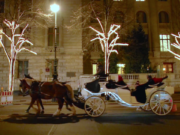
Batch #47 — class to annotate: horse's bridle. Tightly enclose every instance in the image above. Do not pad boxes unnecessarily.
[20,80,31,96]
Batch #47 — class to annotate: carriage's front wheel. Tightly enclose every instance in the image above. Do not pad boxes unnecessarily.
[84,96,106,117]
[149,90,173,116]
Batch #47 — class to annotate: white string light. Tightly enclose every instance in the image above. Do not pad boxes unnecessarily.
[0,19,37,91]
[168,32,180,60]
[89,18,128,73]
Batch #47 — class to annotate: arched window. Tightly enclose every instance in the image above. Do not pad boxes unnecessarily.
[136,11,147,23]
[114,11,124,23]
[159,11,169,23]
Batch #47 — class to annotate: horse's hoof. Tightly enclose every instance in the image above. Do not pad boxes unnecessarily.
[26,110,29,113]
[69,113,76,117]
[67,108,71,111]
[52,113,57,117]
[41,111,44,114]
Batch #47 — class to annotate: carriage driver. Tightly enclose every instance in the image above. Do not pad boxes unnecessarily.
[95,62,105,76]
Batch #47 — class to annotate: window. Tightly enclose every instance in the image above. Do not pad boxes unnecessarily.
[136,0,145,1]
[114,11,124,23]
[114,0,123,1]
[136,11,147,23]
[46,59,58,77]
[160,35,170,52]
[0,0,4,13]
[159,11,169,23]
[117,64,125,74]
[92,63,97,75]
[18,60,28,78]
[163,63,173,73]
[48,27,59,46]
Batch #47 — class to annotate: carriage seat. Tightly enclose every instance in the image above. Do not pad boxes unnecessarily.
[85,79,100,93]
[105,79,129,90]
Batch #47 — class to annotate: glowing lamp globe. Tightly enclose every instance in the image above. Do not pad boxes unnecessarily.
[50,4,60,13]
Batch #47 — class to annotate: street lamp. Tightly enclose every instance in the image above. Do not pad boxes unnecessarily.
[50,3,60,81]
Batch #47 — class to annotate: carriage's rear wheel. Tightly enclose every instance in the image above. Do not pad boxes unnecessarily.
[149,90,173,116]
[84,96,106,117]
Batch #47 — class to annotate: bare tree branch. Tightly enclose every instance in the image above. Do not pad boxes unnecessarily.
[0,40,10,62]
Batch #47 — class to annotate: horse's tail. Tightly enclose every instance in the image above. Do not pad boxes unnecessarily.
[64,84,76,103]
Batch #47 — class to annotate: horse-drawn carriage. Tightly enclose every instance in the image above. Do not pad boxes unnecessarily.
[73,75,174,117]
[20,74,174,117]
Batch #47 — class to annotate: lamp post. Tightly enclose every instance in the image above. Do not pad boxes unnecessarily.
[50,3,60,81]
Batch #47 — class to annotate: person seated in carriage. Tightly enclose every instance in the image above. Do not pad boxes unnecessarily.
[132,75,168,103]
[138,75,168,88]
[106,75,129,89]
[106,74,168,103]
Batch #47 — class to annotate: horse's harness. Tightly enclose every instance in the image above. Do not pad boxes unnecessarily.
[29,81,67,97]
[30,81,45,97]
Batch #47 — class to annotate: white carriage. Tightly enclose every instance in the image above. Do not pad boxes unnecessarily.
[75,75,174,117]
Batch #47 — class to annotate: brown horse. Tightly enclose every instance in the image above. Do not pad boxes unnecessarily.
[19,78,76,116]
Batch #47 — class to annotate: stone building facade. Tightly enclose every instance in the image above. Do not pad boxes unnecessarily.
[82,0,180,77]
[0,0,180,91]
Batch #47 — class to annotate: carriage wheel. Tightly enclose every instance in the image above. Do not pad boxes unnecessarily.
[149,90,173,116]
[84,96,106,117]
[140,103,151,112]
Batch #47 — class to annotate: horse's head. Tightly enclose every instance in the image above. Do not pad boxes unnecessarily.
[19,78,34,96]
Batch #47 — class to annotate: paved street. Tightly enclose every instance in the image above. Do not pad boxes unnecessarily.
[0,94,180,135]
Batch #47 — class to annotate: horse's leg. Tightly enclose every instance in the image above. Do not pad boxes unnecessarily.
[65,98,76,116]
[26,98,36,113]
[53,98,64,117]
[64,98,71,111]
[26,104,32,113]
[38,98,44,114]
[36,100,41,115]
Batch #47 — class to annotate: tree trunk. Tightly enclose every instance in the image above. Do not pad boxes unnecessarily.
[8,55,16,91]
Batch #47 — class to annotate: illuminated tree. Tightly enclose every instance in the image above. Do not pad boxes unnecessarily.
[0,19,37,91]
[0,0,52,91]
[90,18,128,73]
[168,32,180,60]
